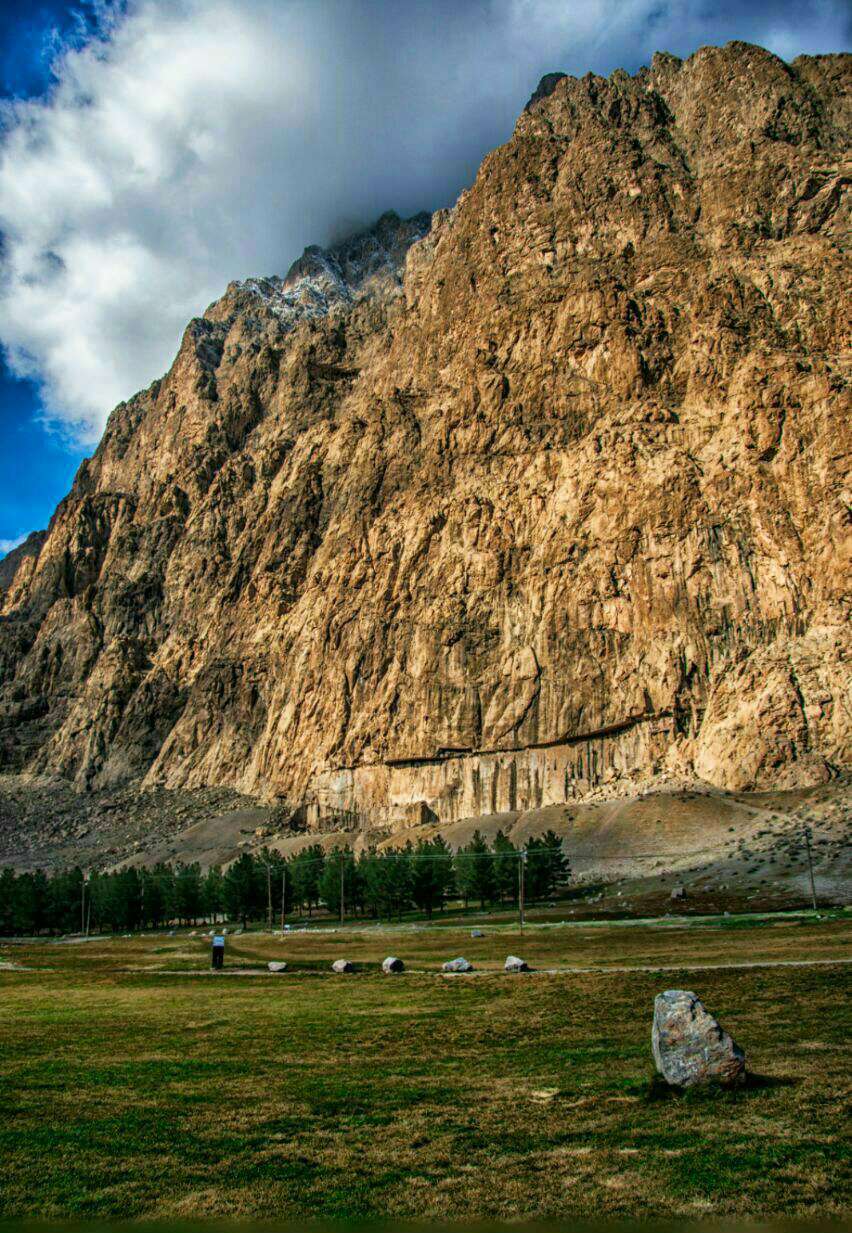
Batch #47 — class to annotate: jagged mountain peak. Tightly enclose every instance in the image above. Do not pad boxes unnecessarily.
[220,210,431,333]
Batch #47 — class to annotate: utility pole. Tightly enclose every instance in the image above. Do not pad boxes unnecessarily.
[803,824,818,912]
[280,866,287,931]
[339,852,345,924]
[81,872,87,936]
[266,862,273,930]
[518,848,527,933]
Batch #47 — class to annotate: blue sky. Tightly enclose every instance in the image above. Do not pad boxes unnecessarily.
[0,0,848,557]
[0,0,104,550]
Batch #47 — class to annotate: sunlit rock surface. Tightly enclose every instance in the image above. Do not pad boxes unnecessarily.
[1,43,849,834]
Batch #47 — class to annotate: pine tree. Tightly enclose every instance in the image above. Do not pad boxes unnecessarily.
[224,853,258,926]
[319,847,357,919]
[455,830,495,908]
[411,836,453,917]
[202,865,225,923]
[492,830,518,904]
[291,844,325,915]
[175,862,203,924]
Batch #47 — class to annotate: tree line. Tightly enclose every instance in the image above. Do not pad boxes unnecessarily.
[0,829,569,936]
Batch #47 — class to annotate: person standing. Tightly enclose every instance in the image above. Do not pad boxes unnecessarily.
[211,933,225,970]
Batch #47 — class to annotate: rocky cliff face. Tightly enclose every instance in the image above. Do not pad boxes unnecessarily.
[1,42,850,832]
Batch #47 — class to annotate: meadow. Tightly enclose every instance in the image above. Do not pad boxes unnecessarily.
[0,912,849,1221]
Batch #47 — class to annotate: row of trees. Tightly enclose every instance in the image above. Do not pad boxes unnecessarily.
[0,829,570,936]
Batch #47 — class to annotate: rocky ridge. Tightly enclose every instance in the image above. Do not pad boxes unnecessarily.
[0,42,850,839]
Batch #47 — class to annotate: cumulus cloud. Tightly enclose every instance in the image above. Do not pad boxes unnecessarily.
[0,0,848,443]
[0,535,26,556]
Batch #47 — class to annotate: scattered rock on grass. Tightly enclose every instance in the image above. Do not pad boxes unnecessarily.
[331,959,354,974]
[442,957,473,973]
[470,929,484,938]
[267,961,287,973]
[505,955,529,972]
[671,885,687,900]
[652,989,746,1087]
[382,956,404,973]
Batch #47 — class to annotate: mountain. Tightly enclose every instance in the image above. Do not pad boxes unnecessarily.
[1,41,849,839]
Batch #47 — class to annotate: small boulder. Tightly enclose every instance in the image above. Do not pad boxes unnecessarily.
[267,961,287,973]
[652,989,746,1088]
[382,956,404,974]
[442,957,474,973]
[671,885,687,900]
[331,959,354,974]
[505,955,529,972]
[470,929,484,938]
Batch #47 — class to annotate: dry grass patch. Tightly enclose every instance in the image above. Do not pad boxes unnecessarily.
[0,917,849,1220]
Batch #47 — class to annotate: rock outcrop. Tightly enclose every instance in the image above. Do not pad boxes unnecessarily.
[0,43,849,834]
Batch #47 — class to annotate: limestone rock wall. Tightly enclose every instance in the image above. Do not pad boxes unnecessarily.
[1,43,850,832]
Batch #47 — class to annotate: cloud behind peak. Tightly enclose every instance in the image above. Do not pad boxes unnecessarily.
[0,0,848,443]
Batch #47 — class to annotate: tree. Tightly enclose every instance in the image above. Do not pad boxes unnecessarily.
[319,847,357,919]
[411,836,454,917]
[175,863,203,924]
[291,845,324,916]
[202,865,225,923]
[48,867,84,934]
[525,831,570,900]
[0,867,14,935]
[143,864,175,928]
[384,846,413,920]
[224,853,259,926]
[455,830,495,908]
[492,830,518,904]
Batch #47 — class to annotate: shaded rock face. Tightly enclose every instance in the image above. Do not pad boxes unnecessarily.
[0,43,849,830]
[0,533,46,595]
[652,989,746,1087]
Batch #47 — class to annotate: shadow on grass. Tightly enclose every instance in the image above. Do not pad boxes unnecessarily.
[637,1070,798,1103]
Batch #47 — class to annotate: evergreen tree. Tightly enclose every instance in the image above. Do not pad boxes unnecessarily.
[455,830,495,908]
[291,844,324,915]
[48,867,83,934]
[411,836,453,917]
[358,847,384,919]
[0,867,14,934]
[525,831,570,900]
[143,863,175,928]
[319,847,357,919]
[492,830,518,904]
[385,845,414,919]
[12,871,37,935]
[175,863,203,924]
[202,865,225,923]
[224,853,259,926]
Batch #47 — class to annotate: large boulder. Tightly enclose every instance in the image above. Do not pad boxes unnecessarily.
[504,955,529,972]
[331,959,354,974]
[442,957,474,973]
[652,989,746,1087]
[267,961,287,972]
[382,956,404,974]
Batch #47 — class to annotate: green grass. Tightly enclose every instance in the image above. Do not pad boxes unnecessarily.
[0,917,849,1220]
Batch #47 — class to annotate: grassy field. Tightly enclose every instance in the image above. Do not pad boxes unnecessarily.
[0,913,850,1221]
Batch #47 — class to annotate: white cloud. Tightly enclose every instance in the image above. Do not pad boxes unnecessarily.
[0,535,26,556]
[0,0,847,444]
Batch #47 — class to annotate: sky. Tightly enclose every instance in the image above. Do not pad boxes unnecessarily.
[0,0,849,556]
